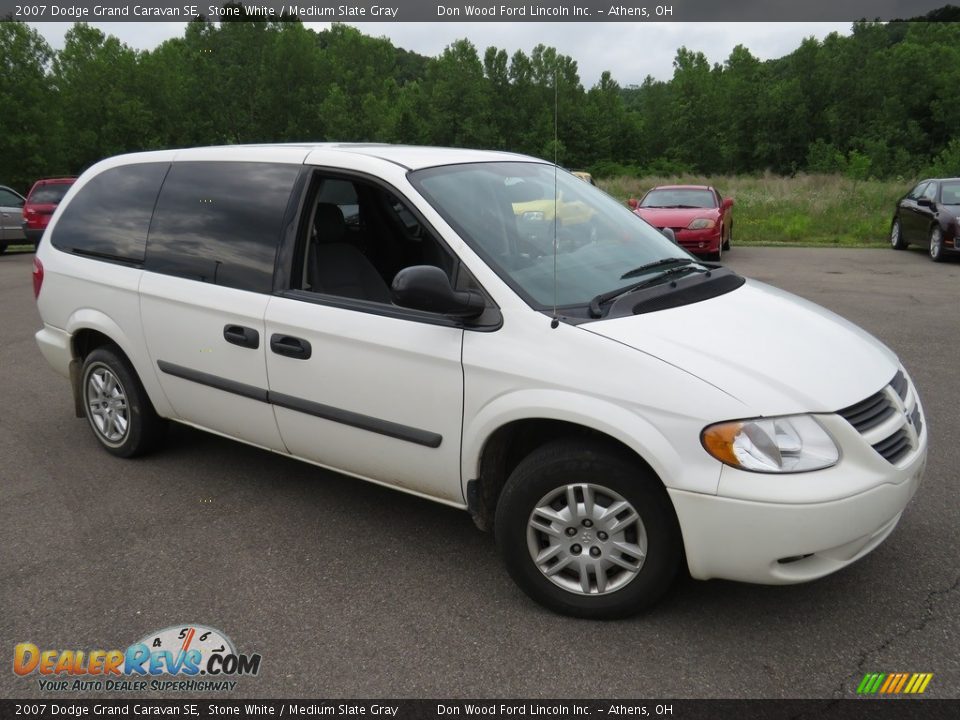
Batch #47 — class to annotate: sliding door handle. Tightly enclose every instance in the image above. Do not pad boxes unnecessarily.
[270,334,312,360]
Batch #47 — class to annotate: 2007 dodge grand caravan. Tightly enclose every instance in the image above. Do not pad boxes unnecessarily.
[34,144,927,617]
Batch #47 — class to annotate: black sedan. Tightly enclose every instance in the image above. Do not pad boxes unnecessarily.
[890,178,960,262]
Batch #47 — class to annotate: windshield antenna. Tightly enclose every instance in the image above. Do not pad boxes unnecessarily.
[550,69,560,330]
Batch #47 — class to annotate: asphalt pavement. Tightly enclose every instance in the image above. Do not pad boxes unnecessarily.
[1,245,957,699]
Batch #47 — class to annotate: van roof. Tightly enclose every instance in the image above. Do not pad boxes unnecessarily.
[105,144,545,172]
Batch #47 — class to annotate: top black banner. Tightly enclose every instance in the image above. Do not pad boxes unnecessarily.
[1,0,956,22]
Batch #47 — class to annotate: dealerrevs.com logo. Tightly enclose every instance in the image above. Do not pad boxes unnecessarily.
[13,624,261,692]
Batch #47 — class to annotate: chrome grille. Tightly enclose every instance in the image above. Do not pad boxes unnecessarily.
[837,369,924,465]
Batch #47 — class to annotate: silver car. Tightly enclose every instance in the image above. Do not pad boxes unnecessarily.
[0,185,26,253]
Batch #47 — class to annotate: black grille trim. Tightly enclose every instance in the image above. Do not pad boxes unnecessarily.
[911,406,923,437]
[872,428,911,464]
[890,370,908,401]
[837,390,895,433]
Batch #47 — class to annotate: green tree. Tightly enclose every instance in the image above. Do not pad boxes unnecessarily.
[0,22,56,190]
[52,24,152,172]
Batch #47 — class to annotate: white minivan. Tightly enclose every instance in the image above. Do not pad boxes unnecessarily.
[34,144,927,617]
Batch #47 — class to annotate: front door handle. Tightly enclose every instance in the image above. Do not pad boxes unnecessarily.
[223,324,260,349]
[270,334,312,360]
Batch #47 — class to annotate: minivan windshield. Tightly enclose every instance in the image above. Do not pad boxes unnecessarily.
[411,162,693,308]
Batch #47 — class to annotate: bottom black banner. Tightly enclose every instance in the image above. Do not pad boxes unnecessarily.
[0,700,957,720]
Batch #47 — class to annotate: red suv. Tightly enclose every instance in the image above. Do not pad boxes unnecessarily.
[23,178,76,248]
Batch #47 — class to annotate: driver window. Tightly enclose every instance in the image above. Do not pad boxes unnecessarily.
[299,174,459,306]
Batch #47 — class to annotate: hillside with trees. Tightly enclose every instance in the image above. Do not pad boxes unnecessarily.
[2,8,959,192]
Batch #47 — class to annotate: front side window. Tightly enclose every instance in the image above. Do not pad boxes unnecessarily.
[411,162,692,309]
[922,182,938,201]
[296,172,459,305]
[907,182,928,200]
[145,162,300,293]
[51,165,166,262]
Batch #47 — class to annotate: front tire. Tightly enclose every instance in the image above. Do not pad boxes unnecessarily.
[929,226,945,262]
[710,239,723,262]
[722,224,731,251]
[890,218,907,250]
[494,439,682,618]
[81,347,166,457]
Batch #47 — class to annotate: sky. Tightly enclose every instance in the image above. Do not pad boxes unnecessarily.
[30,21,853,86]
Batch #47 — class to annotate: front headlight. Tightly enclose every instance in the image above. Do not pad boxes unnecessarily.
[701,415,839,473]
[687,218,716,230]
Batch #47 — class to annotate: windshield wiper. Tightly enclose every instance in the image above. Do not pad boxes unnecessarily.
[620,257,696,280]
[589,262,704,318]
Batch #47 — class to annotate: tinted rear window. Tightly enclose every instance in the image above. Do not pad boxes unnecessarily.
[29,184,73,204]
[51,165,167,262]
[144,162,300,293]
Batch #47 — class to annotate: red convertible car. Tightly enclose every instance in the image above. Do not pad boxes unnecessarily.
[629,185,734,260]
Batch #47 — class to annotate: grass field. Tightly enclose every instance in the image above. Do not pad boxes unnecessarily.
[600,173,907,247]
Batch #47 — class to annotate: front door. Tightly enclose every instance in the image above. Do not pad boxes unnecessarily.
[264,297,465,504]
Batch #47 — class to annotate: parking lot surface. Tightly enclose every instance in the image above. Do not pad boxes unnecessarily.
[1,246,957,699]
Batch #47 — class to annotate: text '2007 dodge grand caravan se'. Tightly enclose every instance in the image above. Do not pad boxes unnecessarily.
[34,144,927,617]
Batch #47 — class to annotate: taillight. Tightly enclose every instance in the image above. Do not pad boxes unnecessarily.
[32,256,44,299]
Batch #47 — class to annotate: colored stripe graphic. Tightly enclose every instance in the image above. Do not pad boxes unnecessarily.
[857,672,932,694]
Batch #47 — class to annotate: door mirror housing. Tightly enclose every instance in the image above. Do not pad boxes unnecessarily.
[721,197,734,210]
[391,265,486,318]
[627,198,639,210]
[917,197,935,208]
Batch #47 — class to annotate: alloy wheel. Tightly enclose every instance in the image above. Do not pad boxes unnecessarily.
[85,364,130,445]
[527,482,647,596]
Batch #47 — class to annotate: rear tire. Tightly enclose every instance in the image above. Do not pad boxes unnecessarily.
[80,347,166,458]
[494,439,682,618]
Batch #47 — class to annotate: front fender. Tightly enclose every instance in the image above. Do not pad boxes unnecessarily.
[461,388,722,500]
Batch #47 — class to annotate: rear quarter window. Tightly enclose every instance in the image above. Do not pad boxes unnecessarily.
[51,165,167,263]
[144,162,300,293]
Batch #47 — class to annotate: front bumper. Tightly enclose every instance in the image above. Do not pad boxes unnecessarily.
[657,226,721,254]
[670,412,927,584]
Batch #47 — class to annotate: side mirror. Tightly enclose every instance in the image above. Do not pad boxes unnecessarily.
[627,198,639,210]
[391,266,486,318]
[722,198,734,210]
[661,228,677,244]
[917,197,935,208]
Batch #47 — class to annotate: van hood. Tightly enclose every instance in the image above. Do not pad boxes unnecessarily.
[583,279,898,415]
